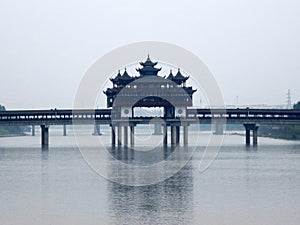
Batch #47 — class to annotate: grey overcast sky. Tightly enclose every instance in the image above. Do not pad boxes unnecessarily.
[0,0,299,109]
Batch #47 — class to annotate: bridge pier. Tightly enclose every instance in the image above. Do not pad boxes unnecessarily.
[130,125,135,147]
[63,124,67,136]
[183,125,188,146]
[31,125,35,136]
[117,125,122,146]
[93,124,101,136]
[41,125,49,149]
[171,125,177,147]
[111,125,116,146]
[215,123,224,135]
[123,126,128,147]
[163,124,168,147]
[153,123,162,135]
[244,123,260,146]
[253,126,259,146]
[176,126,180,144]
[109,121,190,148]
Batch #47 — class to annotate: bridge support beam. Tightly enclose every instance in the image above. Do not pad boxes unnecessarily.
[153,123,162,135]
[117,125,122,146]
[215,123,224,135]
[93,124,101,136]
[32,125,35,136]
[63,124,67,136]
[171,125,176,147]
[163,124,168,147]
[41,125,49,149]
[176,126,180,144]
[111,125,116,146]
[244,123,260,146]
[123,126,128,147]
[130,125,135,147]
[245,128,251,146]
[253,126,259,146]
[183,126,188,146]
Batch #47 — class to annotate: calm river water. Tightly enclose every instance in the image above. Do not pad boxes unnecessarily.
[1,127,300,225]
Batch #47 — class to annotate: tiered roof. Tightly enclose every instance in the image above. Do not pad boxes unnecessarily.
[136,55,161,76]
[108,55,190,87]
[110,68,135,85]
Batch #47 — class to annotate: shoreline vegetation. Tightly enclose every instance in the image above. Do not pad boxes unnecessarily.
[258,125,300,141]
[0,104,29,137]
[0,127,29,137]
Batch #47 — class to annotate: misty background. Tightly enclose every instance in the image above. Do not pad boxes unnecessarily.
[0,0,299,109]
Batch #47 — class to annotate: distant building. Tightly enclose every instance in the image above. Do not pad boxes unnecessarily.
[104,55,196,118]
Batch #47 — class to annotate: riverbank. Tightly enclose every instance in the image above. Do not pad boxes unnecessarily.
[0,131,27,138]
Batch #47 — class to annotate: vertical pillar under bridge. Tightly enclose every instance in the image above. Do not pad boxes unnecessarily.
[63,124,67,136]
[117,124,122,146]
[183,125,188,146]
[111,125,116,146]
[171,125,176,147]
[130,125,135,147]
[123,126,128,148]
[41,125,49,149]
[176,126,180,144]
[93,124,101,136]
[163,124,168,147]
[244,124,260,146]
[31,125,35,136]
[215,123,224,135]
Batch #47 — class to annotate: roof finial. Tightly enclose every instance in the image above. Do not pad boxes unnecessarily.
[124,67,127,71]
[178,68,180,72]
[170,69,172,73]
[147,54,150,60]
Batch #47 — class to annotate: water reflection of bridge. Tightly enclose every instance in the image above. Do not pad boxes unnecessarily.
[0,108,299,148]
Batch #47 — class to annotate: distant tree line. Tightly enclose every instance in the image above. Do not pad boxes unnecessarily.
[294,101,300,110]
[259,101,300,140]
[0,104,28,136]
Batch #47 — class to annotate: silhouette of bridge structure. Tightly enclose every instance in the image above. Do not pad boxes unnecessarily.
[0,108,300,148]
[1,56,299,148]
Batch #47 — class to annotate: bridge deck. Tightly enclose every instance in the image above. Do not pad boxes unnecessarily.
[0,108,300,126]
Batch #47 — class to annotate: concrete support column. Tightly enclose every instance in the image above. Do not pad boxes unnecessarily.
[63,124,67,136]
[41,125,49,148]
[176,126,180,144]
[117,125,122,146]
[123,126,128,147]
[183,126,188,146]
[94,124,101,135]
[171,125,176,147]
[130,126,135,147]
[245,128,250,146]
[253,127,258,146]
[215,123,224,135]
[31,125,35,136]
[163,124,168,147]
[153,123,162,135]
[244,124,259,146]
[111,125,116,146]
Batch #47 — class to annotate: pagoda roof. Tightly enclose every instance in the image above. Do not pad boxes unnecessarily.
[119,68,135,81]
[110,70,122,83]
[136,55,161,76]
[110,69,135,84]
[139,54,158,67]
[165,69,174,80]
[172,68,189,84]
